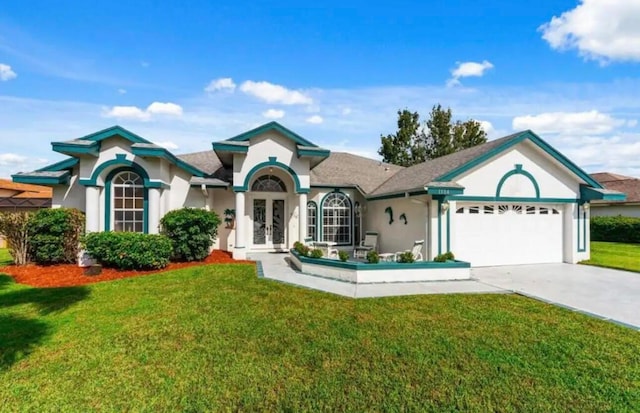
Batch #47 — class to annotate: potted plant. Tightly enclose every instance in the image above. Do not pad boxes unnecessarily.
[223,208,236,229]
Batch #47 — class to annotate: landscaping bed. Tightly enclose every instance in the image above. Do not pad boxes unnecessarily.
[0,250,253,288]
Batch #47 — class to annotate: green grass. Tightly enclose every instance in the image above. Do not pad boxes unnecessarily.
[0,248,12,266]
[1,264,639,411]
[581,241,640,273]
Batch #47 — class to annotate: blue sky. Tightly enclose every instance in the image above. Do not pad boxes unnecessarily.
[1,0,640,177]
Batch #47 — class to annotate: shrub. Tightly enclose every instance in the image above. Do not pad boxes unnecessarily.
[83,232,172,270]
[397,251,415,263]
[443,251,455,261]
[293,242,310,256]
[591,216,640,244]
[338,250,349,262]
[28,208,84,265]
[433,254,447,263]
[0,212,32,265]
[310,248,323,259]
[160,208,221,262]
[366,251,379,264]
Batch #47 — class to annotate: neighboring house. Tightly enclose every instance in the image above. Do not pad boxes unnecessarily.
[0,178,52,248]
[12,122,624,266]
[590,172,640,218]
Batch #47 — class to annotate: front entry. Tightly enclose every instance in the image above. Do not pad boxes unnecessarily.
[251,197,287,249]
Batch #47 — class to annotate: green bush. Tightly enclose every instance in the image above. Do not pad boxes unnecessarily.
[0,211,32,265]
[84,232,172,270]
[366,251,380,264]
[310,248,323,259]
[433,254,446,262]
[160,208,221,262]
[591,216,640,243]
[443,251,455,261]
[397,251,415,263]
[28,208,84,265]
[338,250,349,262]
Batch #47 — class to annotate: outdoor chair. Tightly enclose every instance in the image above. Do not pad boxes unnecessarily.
[353,231,378,259]
[396,239,424,261]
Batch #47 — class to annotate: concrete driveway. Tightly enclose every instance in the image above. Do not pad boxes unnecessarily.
[472,264,640,330]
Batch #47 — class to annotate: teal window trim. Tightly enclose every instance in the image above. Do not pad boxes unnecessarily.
[52,141,100,157]
[226,121,318,147]
[236,157,309,194]
[36,157,78,172]
[307,200,318,241]
[131,146,206,177]
[495,164,540,198]
[79,154,169,188]
[319,189,353,246]
[448,195,578,203]
[104,166,150,234]
[436,130,603,189]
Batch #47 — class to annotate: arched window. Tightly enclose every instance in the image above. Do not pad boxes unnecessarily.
[307,201,317,241]
[112,171,144,232]
[251,175,286,192]
[322,192,351,244]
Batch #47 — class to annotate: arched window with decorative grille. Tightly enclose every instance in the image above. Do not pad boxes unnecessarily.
[307,201,317,241]
[251,175,286,192]
[322,192,351,244]
[112,170,145,232]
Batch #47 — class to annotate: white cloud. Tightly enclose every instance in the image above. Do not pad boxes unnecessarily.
[239,80,313,105]
[0,153,27,166]
[205,77,236,93]
[628,119,638,127]
[146,102,183,116]
[153,141,179,150]
[0,63,17,81]
[306,115,323,124]
[262,109,285,119]
[478,120,494,135]
[512,110,625,135]
[341,107,352,115]
[103,101,183,121]
[540,0,640,63]
[118,88,127,95]
[447,60,493,87]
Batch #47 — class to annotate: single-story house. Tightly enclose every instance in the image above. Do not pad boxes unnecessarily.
[590,172,640,218]
[12,122,625,266]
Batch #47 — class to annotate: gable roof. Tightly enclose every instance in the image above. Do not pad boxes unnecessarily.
[226,121,318,147]
[370,130,603,197]
[310,152,403,194]
[591,172,640,203]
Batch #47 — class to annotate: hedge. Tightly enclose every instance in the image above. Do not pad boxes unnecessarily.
[160,208,220,262]
[591,215,640,244]
[83,232,172,270]
[28,208,84,265]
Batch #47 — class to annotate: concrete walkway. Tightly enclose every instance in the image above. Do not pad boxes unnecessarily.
[248,252,506,298]
[473,264,640,330]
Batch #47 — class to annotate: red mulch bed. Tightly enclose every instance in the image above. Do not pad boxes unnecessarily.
[0,250,254,288]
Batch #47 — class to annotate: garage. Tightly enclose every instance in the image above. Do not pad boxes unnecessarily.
[452,203,564,266]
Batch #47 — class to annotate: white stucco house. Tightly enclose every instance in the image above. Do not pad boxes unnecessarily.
[12,122,625,266]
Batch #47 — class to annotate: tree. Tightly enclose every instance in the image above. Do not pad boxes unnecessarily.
[379,105,488,166]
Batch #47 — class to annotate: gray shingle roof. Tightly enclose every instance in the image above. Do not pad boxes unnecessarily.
[369,132,526,196]
[310,152,403,194]
[176,151,229,179]
[591,173,640,203]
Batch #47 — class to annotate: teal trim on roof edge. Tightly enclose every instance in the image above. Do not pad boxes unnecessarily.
[436,130,603,189]
[211,142,249,153]
[297,147,330,158]
[12,172,70,185]
[226,121,318,147]
[36,157,78,172]
[130,146,206,177]
[52,141,100,157]
[76,125,151,144]
[580,185,626,201]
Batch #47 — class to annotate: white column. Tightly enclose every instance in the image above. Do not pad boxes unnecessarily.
[85,186,100,232]
[233,191,246,259]
[208,189,215,212]
[148,188,161,234]
[298,192,307,243]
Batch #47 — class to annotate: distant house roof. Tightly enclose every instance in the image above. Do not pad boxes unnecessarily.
[0,179,52,198]
[591,172,640,203]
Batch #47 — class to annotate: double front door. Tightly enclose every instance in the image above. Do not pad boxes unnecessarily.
[251,196,286,249]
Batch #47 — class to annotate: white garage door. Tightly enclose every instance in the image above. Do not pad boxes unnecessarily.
[452,203,563,266]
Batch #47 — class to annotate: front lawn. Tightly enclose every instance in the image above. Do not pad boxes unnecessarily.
[581,241,640,273]
[1,264,638,411]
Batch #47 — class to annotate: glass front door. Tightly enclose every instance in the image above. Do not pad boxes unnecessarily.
[252,197,286,249]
